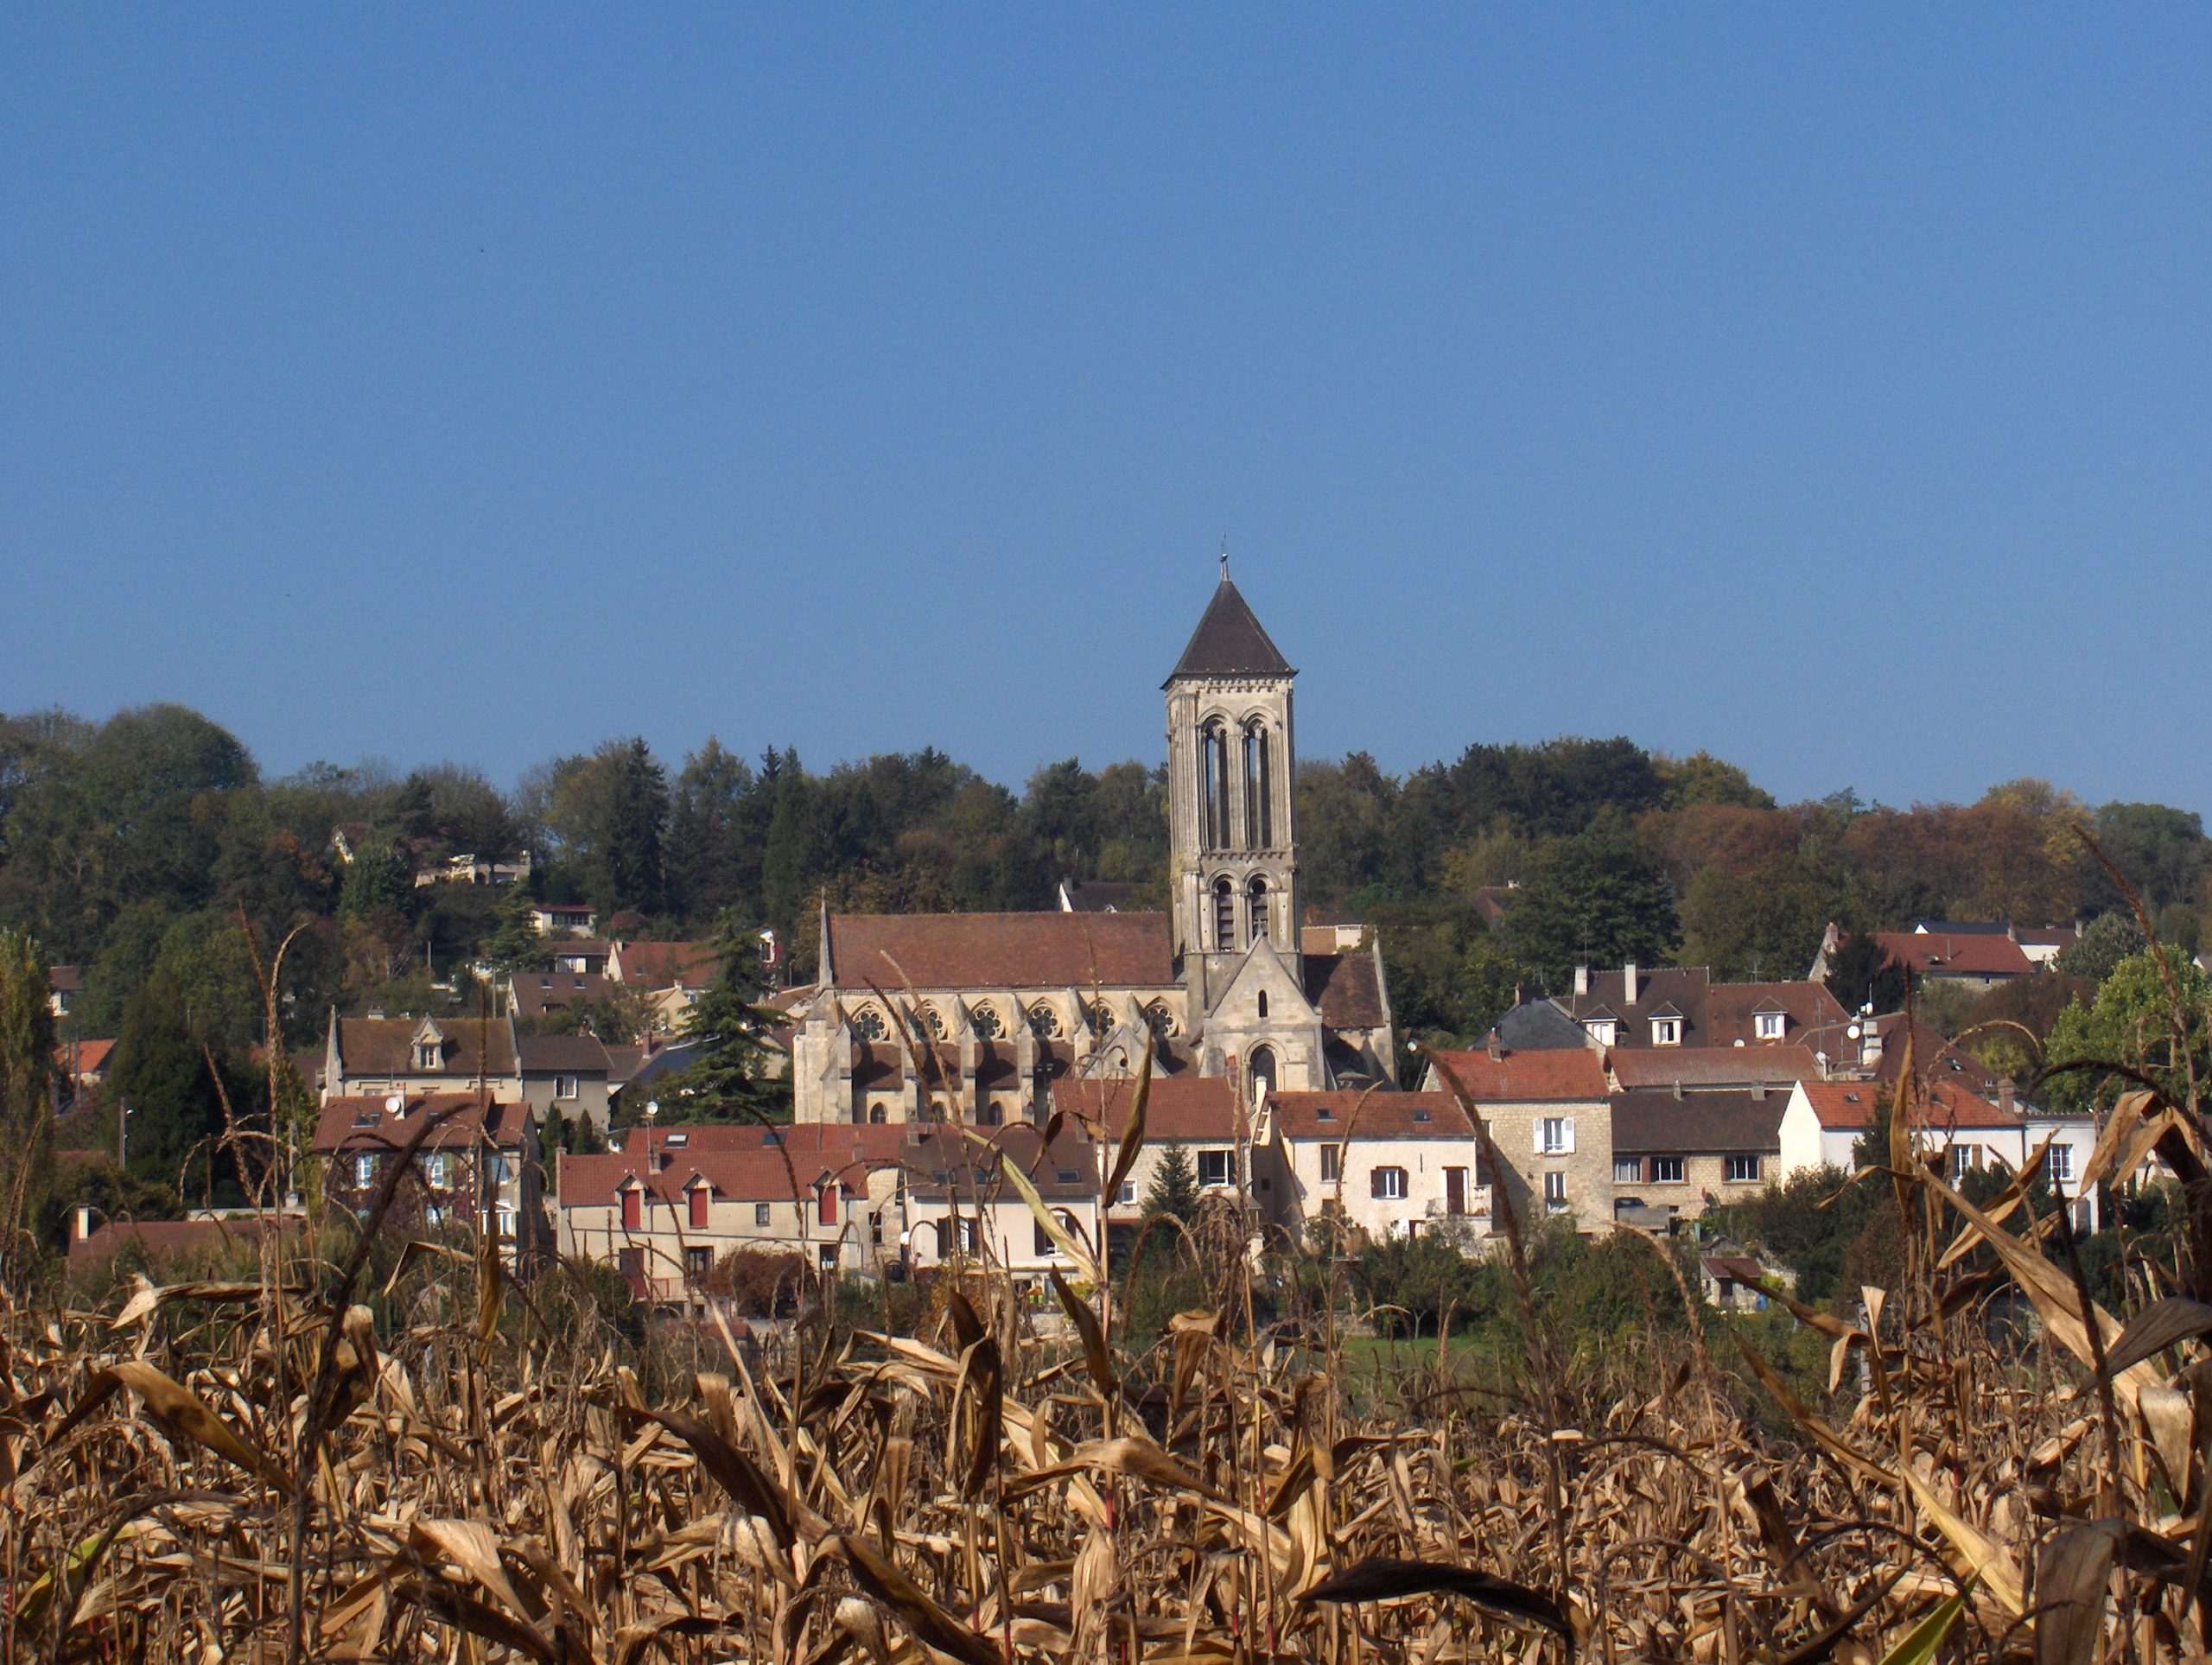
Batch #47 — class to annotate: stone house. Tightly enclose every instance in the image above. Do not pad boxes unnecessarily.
[1418,1046,1616,1232]
[607,938,721,1033]
[1052,1075,1253,1253]
[1609,1087,1784,1227]
[899,1122,1103,1280]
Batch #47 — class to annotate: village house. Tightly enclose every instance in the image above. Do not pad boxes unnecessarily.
[1876,930,2035,991]
[517,1033,614,1128]
[312,1091,546,1262]
[556,1122,906,1299]
[531,903,598,938]
[315,1010,524,1101]
[607,938,721,1033]
[67,1207,302,1268]
[1052,1075,1252,1255]
[899,1121,1103,1279]
[1606,1045,1828,1096]
[1529,963,1853,1052]
[1778,1078,2100,1230]
[48,964,81,1022]
[1268,1090,1479,1245]
[507,967,612,1022]
[1609,1086,1786,1228]
[1417,1045,1616,1231]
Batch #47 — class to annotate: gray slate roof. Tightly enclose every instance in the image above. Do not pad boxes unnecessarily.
[1166,577,1294,683]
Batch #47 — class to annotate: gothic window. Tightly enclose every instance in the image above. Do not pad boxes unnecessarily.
[852,1006,887,1041]
[1248,875,1269,947]
[1213,877,1236,951]
[1249,1045,1277,1103]
[1200,722,1231,850]
[1084,1001,1114,1037]
[970,1003,1004,1040]
[921,1005,946,1039]
[1144,1002,1176,1042]
[1027,1004,1060,1039]
[1243,723,1272,848]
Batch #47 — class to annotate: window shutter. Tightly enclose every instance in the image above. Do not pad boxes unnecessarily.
[1562,1116,1576,1154]
[1534,1121,1545,1153]
[1370,1167,1384,1198]
[689,1187,708,1230]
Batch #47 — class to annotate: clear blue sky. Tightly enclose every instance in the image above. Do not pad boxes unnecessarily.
[4,9,2209,811]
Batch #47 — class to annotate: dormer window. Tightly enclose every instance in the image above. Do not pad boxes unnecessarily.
[1651,1018,1681,1046]
[415,1042,442,1071]
[1585,1020,1618,1046]
[1755,1010,1786,1040]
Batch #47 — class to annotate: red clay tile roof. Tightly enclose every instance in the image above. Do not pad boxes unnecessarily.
[614,941,721,989]
[334,1017,519,1080]
[1796,1077,2017,1131]
[313,1093,532,1153]
[70,1213,297,1263]
[1423,1048,1610,1103]
[1053,1075,1243,1141]
[509,973,608,1017]
[1608,1045,1825,1091]
[1879,932,2035,978]
[558,1148,851,1207]
[824,912,1174,991]
[606,1122,907,1163]
[1869,1014,2010,1097]
[1303,952,1389,1028]
[1700,981,1853,1045]
[59,1038,116,1075]
[1269,1090,1473,1140]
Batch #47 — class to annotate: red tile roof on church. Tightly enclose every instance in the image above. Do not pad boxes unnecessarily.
[824,911,1175,992]
[1053,1075,1243,1141]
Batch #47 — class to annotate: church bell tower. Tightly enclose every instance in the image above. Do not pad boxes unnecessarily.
[1165,563,1300,1003]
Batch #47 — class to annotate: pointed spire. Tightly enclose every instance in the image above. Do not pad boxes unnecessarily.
[1166,564,1294,684]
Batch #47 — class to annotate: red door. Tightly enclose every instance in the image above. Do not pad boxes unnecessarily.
[1445,1167,1466,1216]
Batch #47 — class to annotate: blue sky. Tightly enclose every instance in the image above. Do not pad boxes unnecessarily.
[4,9,2209,810]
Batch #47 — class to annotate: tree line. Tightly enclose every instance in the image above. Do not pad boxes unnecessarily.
[3,702,2208,1078]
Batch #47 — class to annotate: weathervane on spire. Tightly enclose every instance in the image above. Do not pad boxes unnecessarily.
[1219,533,1229,581]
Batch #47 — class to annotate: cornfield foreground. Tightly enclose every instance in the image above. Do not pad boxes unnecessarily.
[6,1071,2212,1663]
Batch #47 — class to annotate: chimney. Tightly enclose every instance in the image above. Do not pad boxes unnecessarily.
[1859,1020,1885,1071]
[1486,1036,1505,1062]
[1573,964,1590,998]
[1751,1081,1766,1101]
[73,1204,92,1244]
[1624,960,1638,1004]
[1671,1080,1682,1101]
[1999,1077,2016,1115]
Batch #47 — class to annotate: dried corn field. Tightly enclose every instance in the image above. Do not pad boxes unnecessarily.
[6,1069,2212,1665]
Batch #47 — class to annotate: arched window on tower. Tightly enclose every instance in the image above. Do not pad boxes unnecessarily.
[1243,722,1272,848]
[1200,722,1230,849]
[1213,876,1236,952]
[1248,875,1270,947]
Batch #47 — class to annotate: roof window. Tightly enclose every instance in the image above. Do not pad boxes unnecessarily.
[1055,1169,1081,1184]
[1316,1108,1335,1122]
[1411,1109,1430,1123]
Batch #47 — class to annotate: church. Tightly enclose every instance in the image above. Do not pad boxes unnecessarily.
[784,569,1397,1126]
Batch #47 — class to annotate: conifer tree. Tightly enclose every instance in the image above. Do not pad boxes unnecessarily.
[665,911,786,1124]
[1142,1143,1202,1225]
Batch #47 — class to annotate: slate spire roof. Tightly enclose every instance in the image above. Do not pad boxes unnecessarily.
[1165,575,1294,683]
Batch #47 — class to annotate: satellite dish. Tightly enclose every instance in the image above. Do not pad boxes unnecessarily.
[385,1093,403,1114]
[1846,1024,1861,1040]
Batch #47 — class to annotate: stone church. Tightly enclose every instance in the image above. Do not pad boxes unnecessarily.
[785,570,1396,1126]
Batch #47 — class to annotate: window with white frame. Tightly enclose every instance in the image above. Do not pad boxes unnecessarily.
[1543,1172,1567,1210]
[1370,1166,1407,1201]
[1755,1011,1786,1040]
[1198,1149,1233,1188]
[1651,1018,1681,1046]
[1319,1144,1340,1183]
[1951,1143,1977,1180]
[1725,1153,1761,1183]
[425,1151,452,1189]
[555,1075,579,1100]
[1584,1020,1618,1046]
[1613,1156,1643,1184]
[1650,1156,1684,1184]
[353,1153,378,1187]
[2046,1143,2075,1186]
[1538,1116,1574,1155]
[1117,1181,1136,1205]
[753,1202,770,1226]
